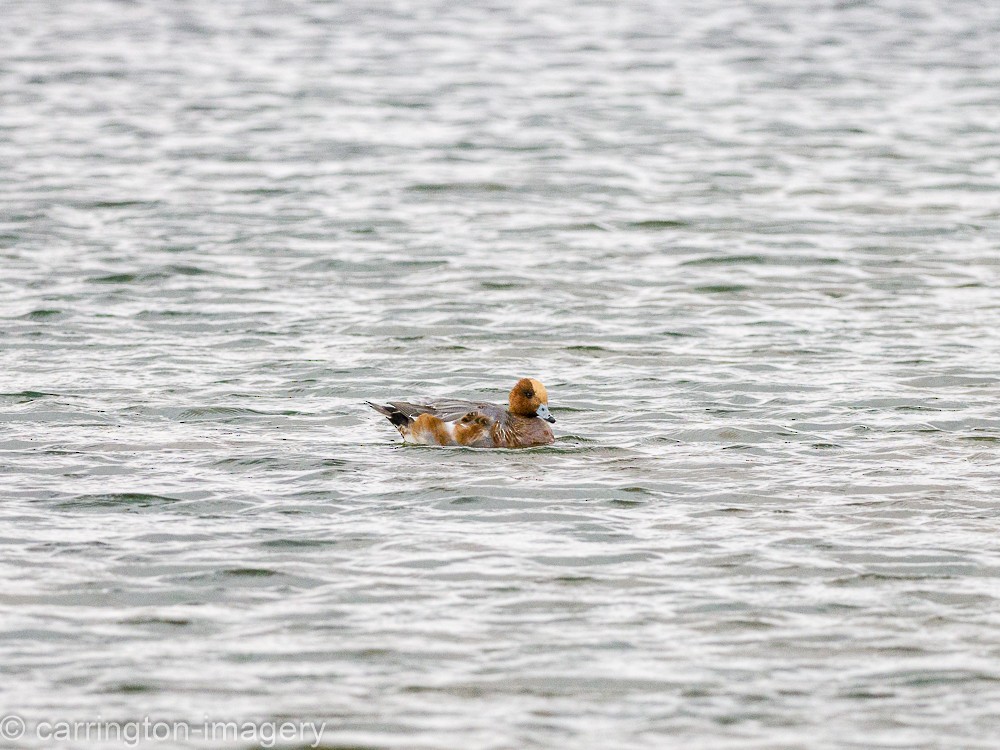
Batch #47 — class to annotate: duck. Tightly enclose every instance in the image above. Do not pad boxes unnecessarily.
[367,378,556,448]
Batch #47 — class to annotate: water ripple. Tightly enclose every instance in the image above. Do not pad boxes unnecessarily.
[2,0,1000,747]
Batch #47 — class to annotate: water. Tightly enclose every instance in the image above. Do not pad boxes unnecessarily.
[3,0,1000,747]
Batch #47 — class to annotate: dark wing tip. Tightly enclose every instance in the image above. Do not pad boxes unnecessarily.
[367,401,410,427]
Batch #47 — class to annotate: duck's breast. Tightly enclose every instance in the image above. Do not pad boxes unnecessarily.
[494,415,554,448]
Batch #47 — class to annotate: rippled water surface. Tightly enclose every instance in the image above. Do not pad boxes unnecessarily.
[3,1,1000,747]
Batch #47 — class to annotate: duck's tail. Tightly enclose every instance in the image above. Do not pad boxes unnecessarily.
[365,401,411,428]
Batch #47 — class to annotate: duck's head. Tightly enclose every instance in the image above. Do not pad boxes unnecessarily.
[508,378,555,423]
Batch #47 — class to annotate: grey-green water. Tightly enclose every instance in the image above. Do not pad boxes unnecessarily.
[3,1,1000,748]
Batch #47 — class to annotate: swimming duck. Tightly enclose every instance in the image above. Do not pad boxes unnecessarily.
[367,378,556,448]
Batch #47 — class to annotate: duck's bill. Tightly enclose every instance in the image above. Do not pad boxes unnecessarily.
[545,415,556,423]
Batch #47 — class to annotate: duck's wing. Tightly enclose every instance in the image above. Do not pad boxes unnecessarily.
[387,398,503,424]
[367,398,505,426]
[370,398,496,422]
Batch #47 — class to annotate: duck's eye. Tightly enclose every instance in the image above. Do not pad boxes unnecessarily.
[523,390,534,399]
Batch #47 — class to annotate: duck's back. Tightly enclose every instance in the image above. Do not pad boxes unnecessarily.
[386,398,505,424]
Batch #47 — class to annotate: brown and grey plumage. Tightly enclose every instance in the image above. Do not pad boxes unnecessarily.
[366,378,556,449]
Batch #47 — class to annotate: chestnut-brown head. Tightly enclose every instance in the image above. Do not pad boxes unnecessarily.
[508,378,555,422]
